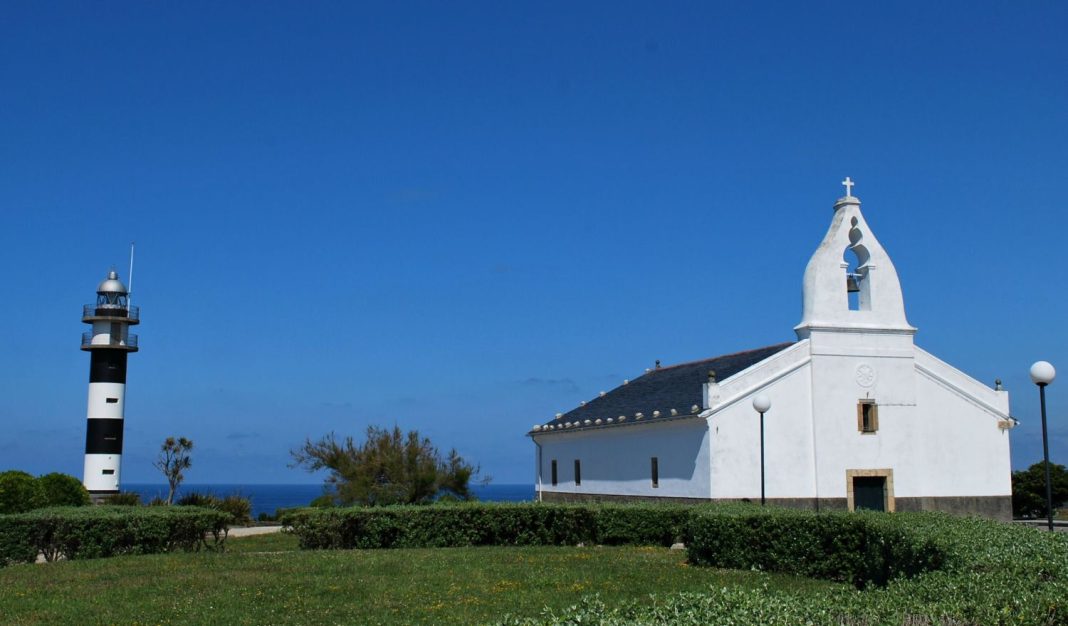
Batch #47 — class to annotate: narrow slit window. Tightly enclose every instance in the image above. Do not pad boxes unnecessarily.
[550,460,558,486]
[574,460,582,486]
[102,469,115,475]
[106,397,118,404]
[651,457,659,488]
[858,400,878,433]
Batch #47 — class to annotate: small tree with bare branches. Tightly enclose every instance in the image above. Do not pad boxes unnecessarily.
[153,436,193,505]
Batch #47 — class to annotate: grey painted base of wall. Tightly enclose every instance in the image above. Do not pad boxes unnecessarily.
[541,491,711,505]
[538,491,1013,521]
[895,496,1012,522]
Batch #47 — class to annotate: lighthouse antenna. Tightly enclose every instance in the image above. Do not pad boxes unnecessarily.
[127,241,135,310]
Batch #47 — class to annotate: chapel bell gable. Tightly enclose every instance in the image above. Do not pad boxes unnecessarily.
[795,179,914,338]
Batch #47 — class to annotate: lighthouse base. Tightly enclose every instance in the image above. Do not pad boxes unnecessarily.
[88,490,121,505]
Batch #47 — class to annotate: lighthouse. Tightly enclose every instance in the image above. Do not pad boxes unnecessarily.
[81,270,139,497]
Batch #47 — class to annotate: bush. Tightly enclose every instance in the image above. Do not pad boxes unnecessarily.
[0,505,230,566]
[176,492,252,526]
[685,505,946,588]
[36,473,91,507]
[283,502,692,550]
[175,492,214,507]
[1012,461,1068,518]
[310,494,336,508]
[0,471,45,514]
[102,492,142,506]
[216,495,252,525]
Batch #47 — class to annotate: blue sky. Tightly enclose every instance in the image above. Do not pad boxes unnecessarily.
[1,1,1066,484]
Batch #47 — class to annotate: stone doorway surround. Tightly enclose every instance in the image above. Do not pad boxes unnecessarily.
[846,468,895,512]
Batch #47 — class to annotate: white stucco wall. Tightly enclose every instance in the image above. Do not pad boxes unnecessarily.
[806,329,917,499]
[706,342,817,500]
[798,330,1012,501]
[909,347,1012,496]
[534,418,710,498]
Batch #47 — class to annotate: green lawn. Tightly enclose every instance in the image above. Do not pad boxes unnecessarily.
[0,533,840,625]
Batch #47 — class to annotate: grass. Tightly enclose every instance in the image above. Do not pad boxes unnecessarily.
[0,533,840,625]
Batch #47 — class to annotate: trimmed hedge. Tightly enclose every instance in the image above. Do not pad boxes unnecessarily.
[282,502,690,550]
[497,506,1068,626]
[0,505,230,566]
[686,507,947,587]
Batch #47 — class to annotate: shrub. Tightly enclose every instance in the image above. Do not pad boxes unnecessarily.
[215,495,252,525]
[176,492,252,526]
[593,505,690,546]
[36,473,91,507]
[0,471,45,514]
[0,505,230,566]
[1012,461,1068,518]
[685,505,946,588]
[283,502,692,550]
[102,492,142,506]
[175,492,215,507]
[310,494,336,508]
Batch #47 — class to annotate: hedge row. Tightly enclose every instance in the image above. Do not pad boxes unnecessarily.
[498,507,1068,626]
[685,507,948,587]
[282,503,691,549]
[283,503,943,588]
[0,506,230,566]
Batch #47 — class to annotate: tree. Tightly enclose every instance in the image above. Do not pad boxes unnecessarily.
[153,436,193,505]
[1012,461,1068,518]
[37,473,91,507]
[290,426,484,506]
[0,470,45,514]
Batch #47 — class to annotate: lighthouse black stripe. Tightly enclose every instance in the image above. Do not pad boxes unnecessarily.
[89,350,128,383]
[85,419,124,454]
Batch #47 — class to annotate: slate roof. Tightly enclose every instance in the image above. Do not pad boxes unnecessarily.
[532,342,794,434]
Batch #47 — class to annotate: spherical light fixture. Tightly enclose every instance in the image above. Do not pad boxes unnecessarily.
[752,395,772,414]
[1030,361,1056,386]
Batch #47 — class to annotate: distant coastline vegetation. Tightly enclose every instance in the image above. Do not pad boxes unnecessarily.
[290,425,486,506]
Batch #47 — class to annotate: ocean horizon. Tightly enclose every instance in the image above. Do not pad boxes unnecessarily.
[123,483,536,517]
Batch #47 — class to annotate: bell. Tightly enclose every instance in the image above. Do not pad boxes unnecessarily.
[846,274,860,293]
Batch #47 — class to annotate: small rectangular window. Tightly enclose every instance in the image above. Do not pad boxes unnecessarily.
[106,398,118,404]
[651,457,659,488]
[858,400,878,433]
[551,460,558,486]
[102,469,115,475]
[574,459,582,486]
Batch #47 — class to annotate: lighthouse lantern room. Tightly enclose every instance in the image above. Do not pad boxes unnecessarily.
[81,270,139,497]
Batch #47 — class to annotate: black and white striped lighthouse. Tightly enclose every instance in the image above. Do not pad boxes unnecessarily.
[81,270,139,497]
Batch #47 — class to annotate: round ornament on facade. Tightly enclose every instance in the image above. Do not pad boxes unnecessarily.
[856,363,876,388]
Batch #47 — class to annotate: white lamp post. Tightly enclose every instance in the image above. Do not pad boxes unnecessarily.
[1030,361,1057,532]
[752,395,772,506]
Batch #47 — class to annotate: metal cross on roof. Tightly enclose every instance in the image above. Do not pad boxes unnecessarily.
[842,176,855,197]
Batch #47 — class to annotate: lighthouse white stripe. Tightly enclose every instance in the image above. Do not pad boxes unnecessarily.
[87,383,125,419]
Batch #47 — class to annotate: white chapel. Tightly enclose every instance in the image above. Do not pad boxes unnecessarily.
[529,180,1015,520]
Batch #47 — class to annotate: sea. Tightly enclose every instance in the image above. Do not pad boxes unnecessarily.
[123,483,536,518]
